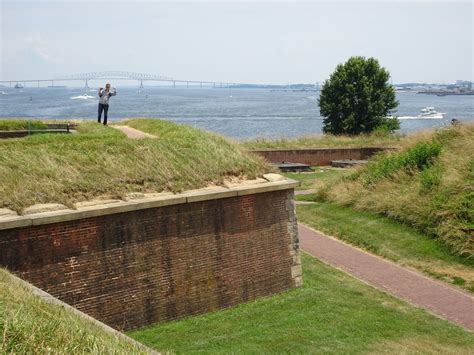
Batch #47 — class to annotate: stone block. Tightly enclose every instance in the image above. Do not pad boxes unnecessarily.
[0,208,17,217]
[263,173,286,182]
[291,264,303,278]
[294,276,303,287]
[23,203,69,215]
[293,253,301,265]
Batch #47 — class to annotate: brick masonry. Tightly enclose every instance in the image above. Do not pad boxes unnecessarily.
[0,189,301,331]
[252,147,393,166]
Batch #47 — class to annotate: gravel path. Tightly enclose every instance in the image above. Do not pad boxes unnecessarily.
[298,223,474,331]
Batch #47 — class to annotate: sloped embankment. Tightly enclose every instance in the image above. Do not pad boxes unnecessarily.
[317,123,473,258]
[0,269,148,354]
[0,118,270,213]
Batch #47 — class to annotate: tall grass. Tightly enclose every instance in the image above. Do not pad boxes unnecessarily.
[316,123,474,258]
[0,119,48,131]
[0,269,146,354]
[0,119,271,213]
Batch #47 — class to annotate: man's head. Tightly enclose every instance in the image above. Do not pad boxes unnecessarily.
[105,83,111,90]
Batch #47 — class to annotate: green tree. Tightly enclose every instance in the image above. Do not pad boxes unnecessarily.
[319,56,399,135]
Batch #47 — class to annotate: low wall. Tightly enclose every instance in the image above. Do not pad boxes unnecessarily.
[0,180,301,331]
[252,147,392,166]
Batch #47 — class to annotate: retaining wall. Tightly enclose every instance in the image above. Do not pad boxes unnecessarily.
[0,180,301,331]
[252,147,393,166]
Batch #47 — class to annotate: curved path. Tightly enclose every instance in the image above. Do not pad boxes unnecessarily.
[298,224,474,331]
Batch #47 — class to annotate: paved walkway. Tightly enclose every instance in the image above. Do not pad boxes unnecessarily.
[112,125,156,139]
[298,224,474,331]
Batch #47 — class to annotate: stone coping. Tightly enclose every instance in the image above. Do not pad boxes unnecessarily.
[0,178,299,231]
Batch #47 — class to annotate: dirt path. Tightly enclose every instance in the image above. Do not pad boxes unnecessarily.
[298,223,474,331]
[112,125,157,139]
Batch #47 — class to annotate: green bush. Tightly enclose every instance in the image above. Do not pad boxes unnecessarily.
[362,141,442,186]
[319,56,399,135]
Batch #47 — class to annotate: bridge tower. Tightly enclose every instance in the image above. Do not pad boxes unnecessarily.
[139,80,144,89]
[85,80,89,89]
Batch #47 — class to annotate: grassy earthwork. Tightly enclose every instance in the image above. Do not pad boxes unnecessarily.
[2,118,473,353]
[0,119,270,213]
[277,123,474,291]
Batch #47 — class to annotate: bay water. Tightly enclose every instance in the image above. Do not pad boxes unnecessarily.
[1,87,472,140]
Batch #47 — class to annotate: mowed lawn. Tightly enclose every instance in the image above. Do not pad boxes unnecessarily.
[282,168,350,191]
[128,254,474,354]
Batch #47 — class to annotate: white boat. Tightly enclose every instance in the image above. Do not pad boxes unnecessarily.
[419,107,444,119]
[398,107,445,120]
[0,91,6,95]
[70,93,96,100]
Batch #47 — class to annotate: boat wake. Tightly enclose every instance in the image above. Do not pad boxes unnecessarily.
[70,94,96,100]
[398,115,445,120]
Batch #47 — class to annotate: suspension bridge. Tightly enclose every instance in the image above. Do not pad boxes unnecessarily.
[0,71,255,89]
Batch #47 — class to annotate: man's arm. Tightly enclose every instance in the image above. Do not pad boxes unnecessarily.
[98,88,103,97]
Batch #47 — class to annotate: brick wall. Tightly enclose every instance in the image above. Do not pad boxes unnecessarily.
[0,189,301,331]
[252,147,392,166]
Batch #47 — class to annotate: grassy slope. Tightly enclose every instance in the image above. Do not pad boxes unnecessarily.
[242,131,403,149]
[0,119,270,213]
[129,254,474,354]
[0,269,145,354]
[297,203,474,292]
[317,124,474,258]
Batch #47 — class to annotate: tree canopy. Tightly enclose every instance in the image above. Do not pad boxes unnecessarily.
[319,56,399,135]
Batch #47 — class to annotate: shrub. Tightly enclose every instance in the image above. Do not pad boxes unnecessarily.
[319,56,399,135]
[361,141,442,186]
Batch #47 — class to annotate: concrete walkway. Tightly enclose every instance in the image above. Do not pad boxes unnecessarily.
[298,223,474,331]
[112,125,156,139]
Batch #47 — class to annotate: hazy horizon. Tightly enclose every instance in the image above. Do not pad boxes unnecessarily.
[1,1,473,84]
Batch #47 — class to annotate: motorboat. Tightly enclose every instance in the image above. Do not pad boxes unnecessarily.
[70,93,96,100]
[418,107,444,119]
[398,107,445,120]
[14,83,24,89]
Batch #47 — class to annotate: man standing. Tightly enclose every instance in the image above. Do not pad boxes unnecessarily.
[98,83,117,125]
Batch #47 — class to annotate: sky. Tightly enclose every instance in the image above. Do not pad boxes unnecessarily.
[1,0,473,84]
